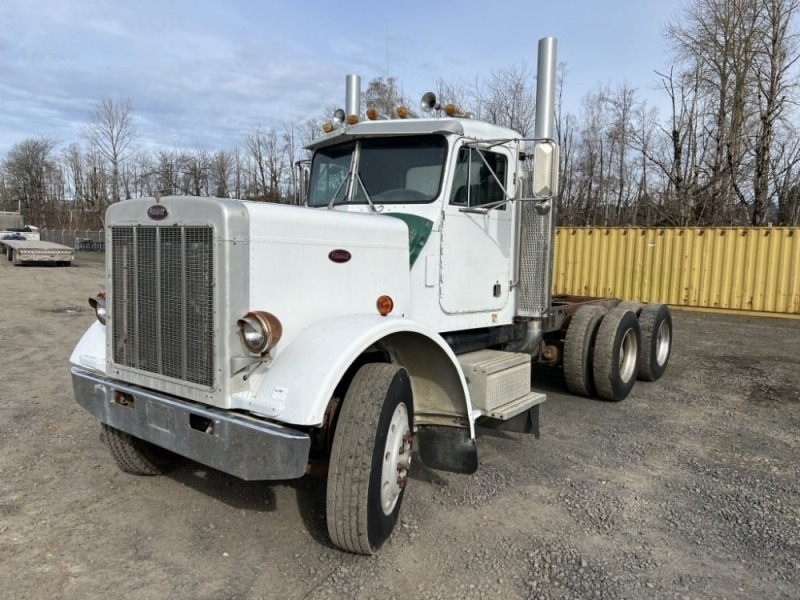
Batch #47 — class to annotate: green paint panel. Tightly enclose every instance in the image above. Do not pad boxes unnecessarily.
[385,213,433,268]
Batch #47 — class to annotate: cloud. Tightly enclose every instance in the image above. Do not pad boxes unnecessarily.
[0,0,687,155]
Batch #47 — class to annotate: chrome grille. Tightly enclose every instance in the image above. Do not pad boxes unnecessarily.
[111,226,215,387]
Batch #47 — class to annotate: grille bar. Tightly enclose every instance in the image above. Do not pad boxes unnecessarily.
[111,225,215,387]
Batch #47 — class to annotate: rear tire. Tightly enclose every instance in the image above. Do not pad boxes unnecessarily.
[616,300,643,315]
[102,424,183,476]
[592,308,641,401]
[563,306,607,397]
[327,363,413,555]
[637,303,672,381]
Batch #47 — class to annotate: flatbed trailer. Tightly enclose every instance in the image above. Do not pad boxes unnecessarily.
[1,239,74,266]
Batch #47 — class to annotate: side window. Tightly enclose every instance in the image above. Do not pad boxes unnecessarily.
[449,147,508,208]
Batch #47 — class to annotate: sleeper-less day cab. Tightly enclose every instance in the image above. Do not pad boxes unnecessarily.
[70,38,673,554]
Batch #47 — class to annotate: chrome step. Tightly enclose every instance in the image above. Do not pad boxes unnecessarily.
[486,391,546,420]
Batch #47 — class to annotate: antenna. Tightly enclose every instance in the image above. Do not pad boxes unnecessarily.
[385,21,389,78]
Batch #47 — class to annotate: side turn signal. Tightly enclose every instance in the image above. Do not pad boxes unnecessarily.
[376,295,394,316]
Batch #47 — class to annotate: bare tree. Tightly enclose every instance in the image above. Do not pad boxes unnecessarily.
[750,0,800,224]
[650,66,704,224]
[1,137,59,225]
[771,126,800,224]
[476,63,537,136]
[82,97,137,206]
[364,77,407,118]
[658,0,800,225]
[427,77,473,116]
[242,125,287,202]
[209,150,234,198]
[606,82,638,223]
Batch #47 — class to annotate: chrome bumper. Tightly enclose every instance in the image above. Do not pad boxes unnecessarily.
[71,368,310,481]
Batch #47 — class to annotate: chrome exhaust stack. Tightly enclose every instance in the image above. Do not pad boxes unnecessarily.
[345,74,361,123]
[508,36,558,355]
[534,37,557,140]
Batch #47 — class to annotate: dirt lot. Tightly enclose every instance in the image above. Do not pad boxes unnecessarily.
[0,252,798,600]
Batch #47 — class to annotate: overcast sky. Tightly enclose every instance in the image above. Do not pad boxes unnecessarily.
[0,0,686,155]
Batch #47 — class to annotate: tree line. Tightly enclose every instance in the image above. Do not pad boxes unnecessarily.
[1,0,798,229]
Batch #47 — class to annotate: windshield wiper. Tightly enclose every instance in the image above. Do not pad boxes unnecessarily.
[326,177,348,209]
[327,141,382,212]
[356,173,382,212]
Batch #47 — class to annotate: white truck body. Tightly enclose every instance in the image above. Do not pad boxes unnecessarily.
[68,37,673,554]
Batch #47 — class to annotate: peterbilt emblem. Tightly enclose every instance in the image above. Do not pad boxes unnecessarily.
[147,205,169,220]
[328,249,351,263]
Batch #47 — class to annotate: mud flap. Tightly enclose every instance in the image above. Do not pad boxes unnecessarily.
[416,425,478,474]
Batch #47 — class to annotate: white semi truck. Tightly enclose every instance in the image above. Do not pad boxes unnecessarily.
[70,38,672,554]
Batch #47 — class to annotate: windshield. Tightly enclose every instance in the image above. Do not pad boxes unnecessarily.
[306,135,448,207]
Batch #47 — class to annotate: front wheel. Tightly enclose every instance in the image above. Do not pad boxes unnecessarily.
[102,424,184,476]
[326,363,413,555]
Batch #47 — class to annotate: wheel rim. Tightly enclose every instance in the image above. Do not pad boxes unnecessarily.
[619,328,638,382]
[655,320,671,366]
[380,402,412,516]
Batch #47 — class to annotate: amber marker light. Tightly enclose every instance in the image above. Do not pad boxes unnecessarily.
[395,106,409,119]
[444,103,457,117]
[346,114,359,125]
[366,107,378,120]
[322,122,334,133]
[376,295,394,316]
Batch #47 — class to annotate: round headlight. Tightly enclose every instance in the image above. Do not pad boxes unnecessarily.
[240,317,267,353]
[237,311,282,356]
[88,292,107,325]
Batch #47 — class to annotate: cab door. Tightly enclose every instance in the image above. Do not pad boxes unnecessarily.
[439,144,514,314]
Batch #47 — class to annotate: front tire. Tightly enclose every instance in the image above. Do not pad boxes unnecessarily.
[326,363,413,555]
[102,424,183,476]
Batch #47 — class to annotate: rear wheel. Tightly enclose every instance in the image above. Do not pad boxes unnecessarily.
[102,424,183,476]
[592,308,641,401]
[637,303,672,381]
[563,305,607,397]
[326,363,413,555]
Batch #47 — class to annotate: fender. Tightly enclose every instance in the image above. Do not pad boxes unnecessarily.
[237,314,476,436]
[69,321,107,375]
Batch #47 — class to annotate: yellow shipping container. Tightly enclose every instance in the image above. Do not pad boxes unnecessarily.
[553,228,800,318]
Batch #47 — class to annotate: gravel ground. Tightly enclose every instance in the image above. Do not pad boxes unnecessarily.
[0,252,798,600]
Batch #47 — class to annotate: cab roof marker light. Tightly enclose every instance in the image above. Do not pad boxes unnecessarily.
[366,108,389,121]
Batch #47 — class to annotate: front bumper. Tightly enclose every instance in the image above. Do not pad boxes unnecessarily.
[72,368,310,481]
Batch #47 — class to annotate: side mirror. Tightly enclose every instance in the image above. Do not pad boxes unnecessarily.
[531,139,558,199]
